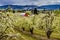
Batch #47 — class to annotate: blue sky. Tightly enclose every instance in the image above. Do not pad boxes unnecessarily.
[0,0,60,6]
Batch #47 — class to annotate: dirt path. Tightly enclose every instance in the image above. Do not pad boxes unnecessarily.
[20,30,59,40]
[14,28,60,40]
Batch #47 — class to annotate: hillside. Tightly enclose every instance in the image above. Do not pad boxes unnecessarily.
[0,5,60,10]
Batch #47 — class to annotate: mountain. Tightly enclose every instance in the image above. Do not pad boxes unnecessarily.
[0,5,37,10]
[0,5,60,10]
[38,5,60,10]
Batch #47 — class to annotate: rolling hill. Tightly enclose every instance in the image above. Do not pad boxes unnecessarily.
[0,5,60,10]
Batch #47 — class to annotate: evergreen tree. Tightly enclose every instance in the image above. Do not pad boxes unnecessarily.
[33,8,38,15]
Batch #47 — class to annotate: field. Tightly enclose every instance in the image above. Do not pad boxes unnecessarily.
[0,10,60,40]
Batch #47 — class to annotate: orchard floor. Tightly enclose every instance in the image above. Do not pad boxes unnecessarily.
[14,28,60,40]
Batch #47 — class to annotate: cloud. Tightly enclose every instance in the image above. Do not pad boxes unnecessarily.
[0,0,14,5]
[33,0,60,6]
[0,0,60,6]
